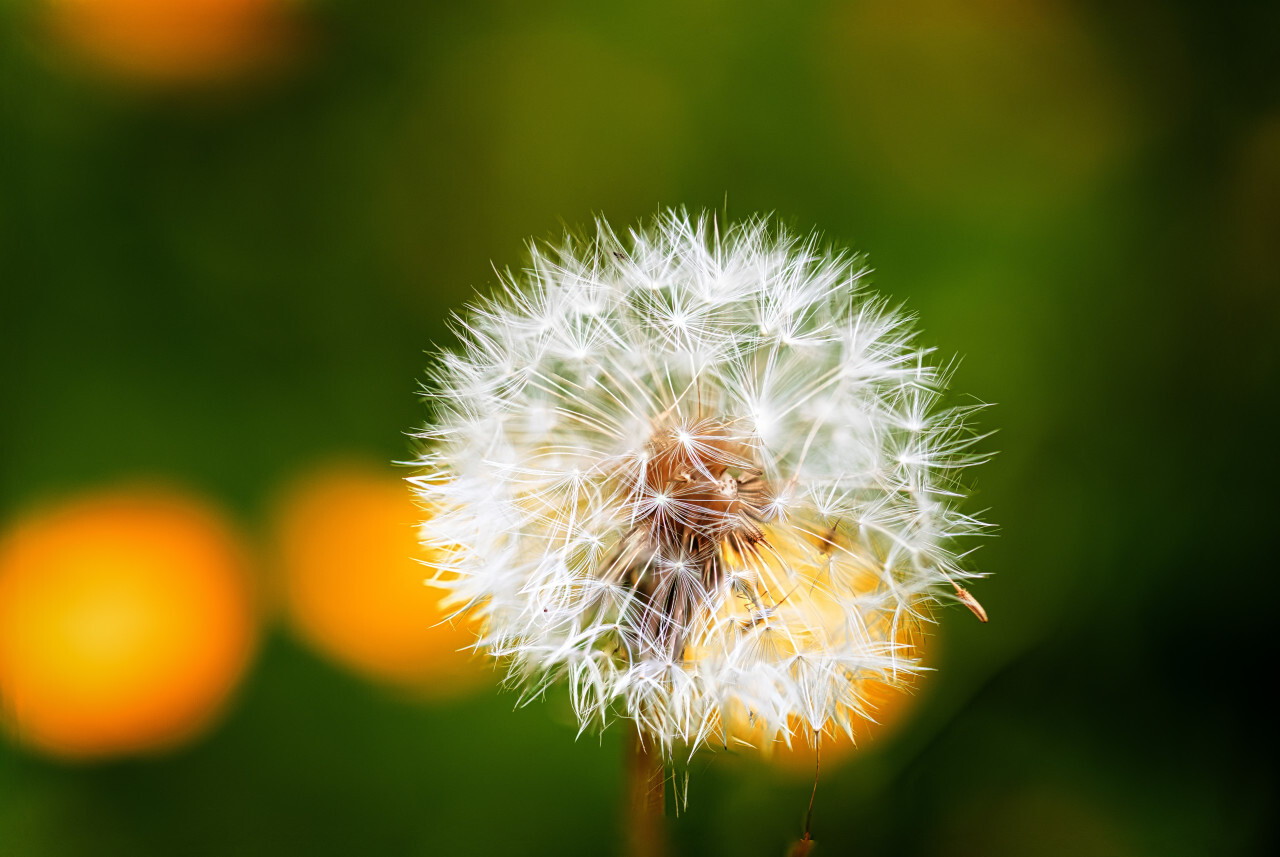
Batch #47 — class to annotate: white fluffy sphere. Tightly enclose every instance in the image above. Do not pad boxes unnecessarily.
[412,211,988,754]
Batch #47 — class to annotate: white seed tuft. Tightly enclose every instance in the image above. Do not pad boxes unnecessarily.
[412,210,989,755]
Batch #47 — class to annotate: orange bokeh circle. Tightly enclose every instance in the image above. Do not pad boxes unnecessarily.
[753,666,925,774]
[272,461,486,695]
[720,624,929,774]
[0,486,257,760]
[45,0,297,85]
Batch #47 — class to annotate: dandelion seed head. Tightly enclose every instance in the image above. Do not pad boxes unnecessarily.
[412,210,988,755]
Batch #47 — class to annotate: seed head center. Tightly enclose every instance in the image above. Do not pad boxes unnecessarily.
[609,419,776,658]
[628,419,772,566]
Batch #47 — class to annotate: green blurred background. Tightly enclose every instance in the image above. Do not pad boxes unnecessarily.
[1,1,1276,855]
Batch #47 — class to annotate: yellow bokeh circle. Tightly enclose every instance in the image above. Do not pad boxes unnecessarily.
[272,461,487,696]
[0,486,258,760]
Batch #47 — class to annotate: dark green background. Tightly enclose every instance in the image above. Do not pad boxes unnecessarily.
[1,1,1276,855]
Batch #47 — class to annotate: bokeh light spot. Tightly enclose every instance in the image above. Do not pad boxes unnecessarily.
[44,0,300,85]
[817,0,1148,218]
[0,486,258,760]
[272,460,488,697]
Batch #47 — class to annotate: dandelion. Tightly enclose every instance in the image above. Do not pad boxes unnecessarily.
[410,210,988,818]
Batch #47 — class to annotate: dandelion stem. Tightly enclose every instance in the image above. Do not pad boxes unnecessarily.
[625,730,666,857]
[787,735,820,857]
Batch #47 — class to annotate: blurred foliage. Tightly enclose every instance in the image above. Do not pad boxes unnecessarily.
[1,0,1277,855]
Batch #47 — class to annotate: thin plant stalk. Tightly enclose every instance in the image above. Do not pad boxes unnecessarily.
[625,730,666,857]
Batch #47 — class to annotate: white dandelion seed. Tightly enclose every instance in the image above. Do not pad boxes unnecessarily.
[411,210,989,757]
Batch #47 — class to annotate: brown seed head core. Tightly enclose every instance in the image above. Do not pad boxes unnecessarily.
[636,419,770,551]
[612,419,775,659]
